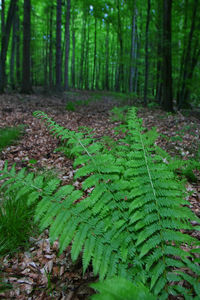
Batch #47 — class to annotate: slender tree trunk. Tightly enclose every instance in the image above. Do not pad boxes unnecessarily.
[155,0,163,102]
[49,5,53,88]
[16,3,20,86]
[176,0,188,105]
[10,13,17,89]
[129,3,137,93]
[162,0,173,112]
[64,0,71,90]
[71,9,75,88]
[116,0,124,92]
[85,19,90,89]
[0,0,17,93]
[56,0,62,91]
[79,11,87,89]
[144,0,151,106]
[1,0,5,37]
[92,17,97,90]
[21,0,32,93]
[178,0,199,109]
[105,22,110,91]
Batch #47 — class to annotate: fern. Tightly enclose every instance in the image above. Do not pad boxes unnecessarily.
[90,277,156,300]
[1,108,199,299]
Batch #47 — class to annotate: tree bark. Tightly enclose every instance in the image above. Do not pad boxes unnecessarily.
[162,0,173,112]
[155,0,163,102]
[129,1,137,93]
[10,13,17,89]
[0,0,17,93]
[49,5,53,88]
[16,3,20,86]
[92,17,97,90]
[56,0,62,91]
[116,0,124,92]
[79,10,87,89]
[105,21,110,91]
[71,8,75,88]
[64,0,71,90]
[177,0,199,109]
[144,0,151,106]
[1,0,5,37]
[21,0,32,93]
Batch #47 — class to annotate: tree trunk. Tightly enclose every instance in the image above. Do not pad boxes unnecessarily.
[64,0,71,90]
[79,11,87,89]
[155,0,163,102]
[21,0,32,93]
[16,3,20,87]
[71,8,75,88]
[177,0,199,109]
[105,21,110,91]
[116,0,124,92]
[85,19,90,90]
[10,13,17,89]
[0,0,17,93]
[56,0,62,91]
[49,5,53,88]
[162,0,173,112]
[129,3,137,93]
[1,0,5,37]
[144,0,151,106]
[92,17,97,90]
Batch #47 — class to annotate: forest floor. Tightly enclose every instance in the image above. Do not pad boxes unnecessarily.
[0,91,200,299]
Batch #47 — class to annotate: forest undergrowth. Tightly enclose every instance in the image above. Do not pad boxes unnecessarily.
[0,91,200,299]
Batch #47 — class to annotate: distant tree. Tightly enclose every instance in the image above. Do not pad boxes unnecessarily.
[0,0,17,93]
[155,0,162,102]
[177,0,200,109]
[15,3,21,87]
[144,0,151,106]
[21,0,32,93]
[115,0,124,92]
[56,0,62,91]
[161,0,173,112]
[10,11,17,89]
[71,6,76,88]
[49,5,54,88]
[129,0,137,93]
[64,0,71,91]
[92,17,97,90]
[1,0,5,36]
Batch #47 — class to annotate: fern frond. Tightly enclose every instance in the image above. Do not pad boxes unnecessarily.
[2,108,198,299]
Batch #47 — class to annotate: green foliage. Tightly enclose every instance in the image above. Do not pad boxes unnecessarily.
[66,101,76,111]
[147,101,159,108]
[0,166,55,256]
[90,277,156,300]
[110,106,130,123]
[33,108,200,298]
[0,125,24,152]
[0,108,199,299]
[0,189,36,256]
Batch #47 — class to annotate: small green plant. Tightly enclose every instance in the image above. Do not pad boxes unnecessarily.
[110,106,130,123]
[66,101,75,111]
[90,277,156,300]
[0,125,24,152]
[147,101,159,108]
[0,190,37,256]
[170,135,183,142]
